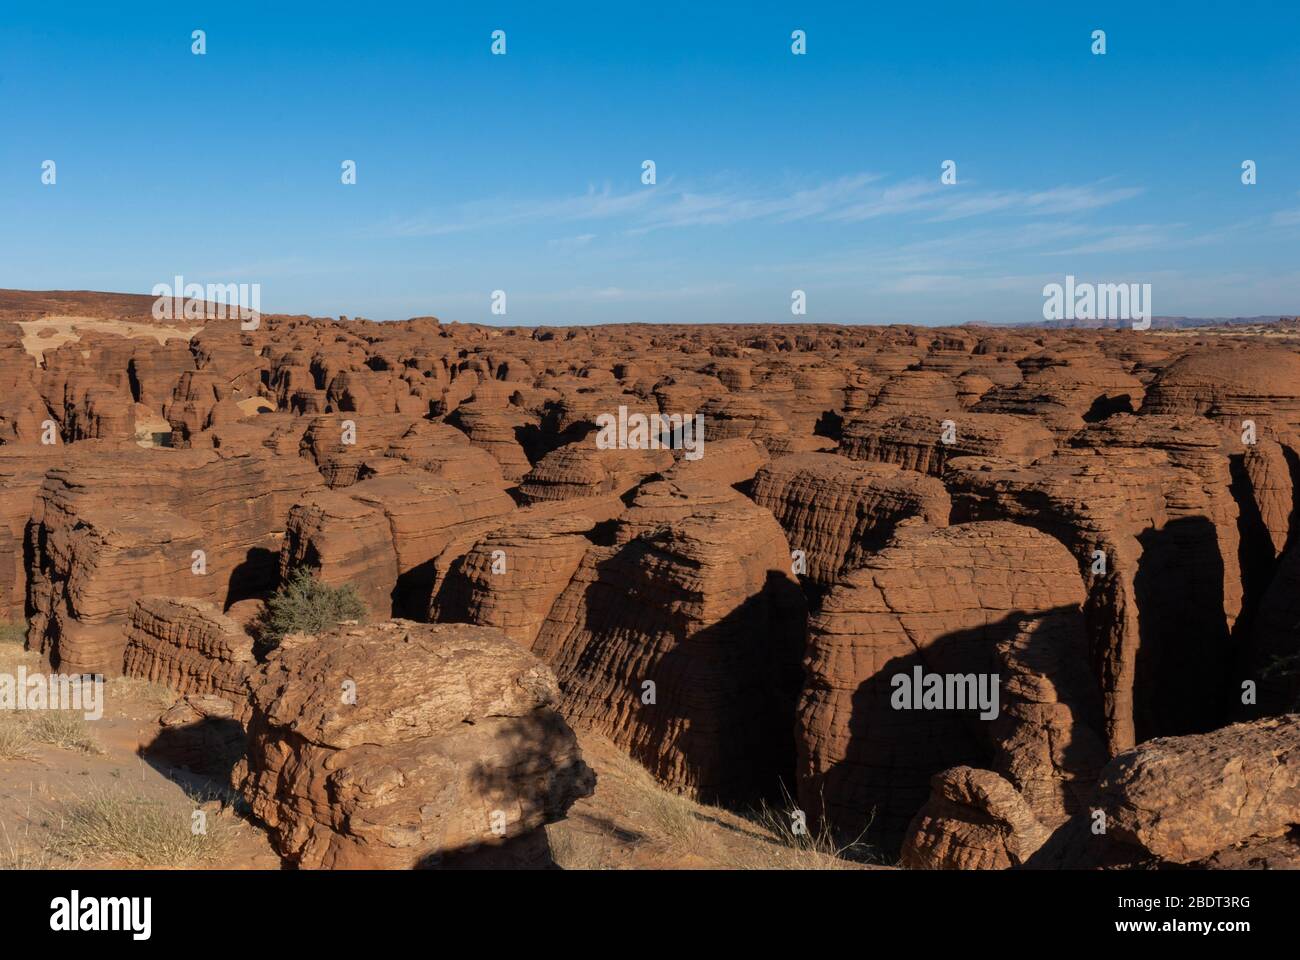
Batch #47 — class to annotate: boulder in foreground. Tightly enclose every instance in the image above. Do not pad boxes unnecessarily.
[233,619,595,868]
[901,766,1049,870]
[1095,714,1300,864]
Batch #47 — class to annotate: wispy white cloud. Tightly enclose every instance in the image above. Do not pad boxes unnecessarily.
[1269,191,1300,226]
[547,233,598,251]
[360,173,1144,240]
[1045,223,1175,254]
[360,185,658,238]
[628,173,889,231]
[925,184,1143,222]
[528,282,736,303]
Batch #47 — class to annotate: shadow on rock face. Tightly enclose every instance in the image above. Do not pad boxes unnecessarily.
[395,712,597,870]
[560,538,807,809]
[806,599,1107,859]
[1132,515,1229,742]
[140,716,248,797]
[225,546,280,607]
[416,829,558,869]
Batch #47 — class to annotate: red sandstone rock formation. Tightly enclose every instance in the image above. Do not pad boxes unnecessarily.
[234,620,594,868]
[973,350,1145,437]
[430,513,597,646]
[517,442,673,504]
[796,521,1095,846]
[749,453,950,588]
[947,444,1237,753]
[532,480,806,803]
[1094,715,1300,864]
[122,596,255,703]
[281,473,515,618]
[839,412,1055,476]
[27,448,322,674]
[1141,346,1300,435]
[662,437,769,487]
[901,766,1049,869]
[3,290,1299,872]
[1032,714,1300,869]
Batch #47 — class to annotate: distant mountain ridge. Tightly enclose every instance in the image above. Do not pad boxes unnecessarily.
[1023,315,1299,330]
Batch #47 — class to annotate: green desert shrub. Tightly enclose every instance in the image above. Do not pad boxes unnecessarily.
[1263,653,1300,711]
[256,568,366,651]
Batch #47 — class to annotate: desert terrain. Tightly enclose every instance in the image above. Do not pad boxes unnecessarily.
[0,288,1297,870]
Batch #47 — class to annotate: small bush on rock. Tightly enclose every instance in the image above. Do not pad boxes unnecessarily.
[256,569,366,652]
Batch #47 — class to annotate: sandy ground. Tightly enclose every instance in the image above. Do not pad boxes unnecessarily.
[17,316,199,365]
[0,639,277,870]
[0,632,884,871]
[546,734,889,869]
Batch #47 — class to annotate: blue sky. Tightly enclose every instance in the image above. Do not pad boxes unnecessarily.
[1,1,1298,325]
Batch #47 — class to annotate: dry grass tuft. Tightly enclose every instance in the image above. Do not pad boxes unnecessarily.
[565,744,884,870]
[45,786,234,867]
[0,634,40,677]
[0,633,107,756]
[0,816,52,869]
[0,709,103,758]
[104,675,180,712]
[0,717,35,761]
[725,791,880,870]
[24,711,104,755]
[545,825,618,870]
[640,782,708,847]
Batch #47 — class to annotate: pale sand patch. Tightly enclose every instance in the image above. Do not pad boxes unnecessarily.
[132,407,173,448]
[17,316,200,365]
[236,397,275,416]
